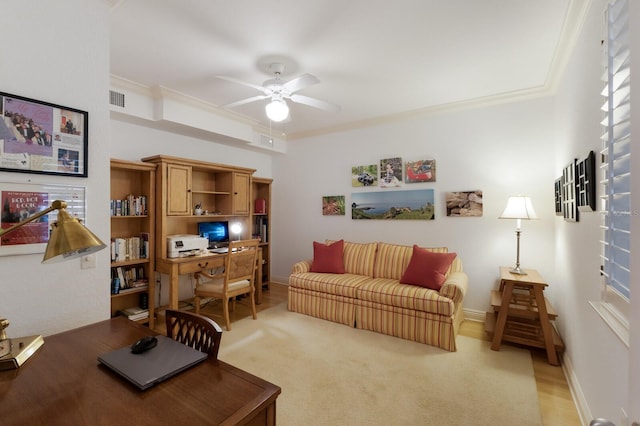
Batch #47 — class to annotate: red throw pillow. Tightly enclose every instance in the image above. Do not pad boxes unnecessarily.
[400,245,457,290]
[310,239,345,273]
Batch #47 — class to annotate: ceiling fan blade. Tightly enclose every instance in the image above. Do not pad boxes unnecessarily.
[290,94,341,113]
[223,95,269,109]
[216,75,266,93]
[283,73,320,94]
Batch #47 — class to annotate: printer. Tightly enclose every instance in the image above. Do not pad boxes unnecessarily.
[167,234,208,258]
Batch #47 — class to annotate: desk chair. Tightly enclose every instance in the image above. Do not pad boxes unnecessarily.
[165,309,223,359]
[194,239,260,331]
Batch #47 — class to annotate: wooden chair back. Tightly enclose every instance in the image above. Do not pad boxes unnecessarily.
[193,239,260,330]
[224,239,260,291]
[165,309,223,359]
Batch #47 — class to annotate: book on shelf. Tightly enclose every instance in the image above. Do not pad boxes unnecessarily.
[116,267,126,288]
[110,233,150,263]
[119,306,149,321]
[110,195,147,216]
[112,264,147,292]
[140,232,150,259]
[117,284,148,294]
[254,216,268,243]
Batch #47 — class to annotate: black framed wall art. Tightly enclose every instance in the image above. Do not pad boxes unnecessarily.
[577,150,596,212]
[0,91,88,177]
[562,159,578,222]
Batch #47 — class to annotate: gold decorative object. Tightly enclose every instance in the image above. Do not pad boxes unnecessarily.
[0,200,106,369]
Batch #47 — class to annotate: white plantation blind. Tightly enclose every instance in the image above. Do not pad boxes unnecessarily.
[601,0,631,303]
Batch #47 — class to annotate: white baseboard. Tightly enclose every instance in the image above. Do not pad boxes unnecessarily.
[464,308,486,322]
[561,353,591,425]
[271,276,290,286]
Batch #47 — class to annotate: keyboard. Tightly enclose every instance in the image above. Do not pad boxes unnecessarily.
[209,247,228,254]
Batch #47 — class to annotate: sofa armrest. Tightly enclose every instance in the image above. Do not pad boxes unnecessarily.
[439,271,468,304]
[291,260,312,274]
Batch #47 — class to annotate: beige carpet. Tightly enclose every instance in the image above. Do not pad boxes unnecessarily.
[218,302,542,426]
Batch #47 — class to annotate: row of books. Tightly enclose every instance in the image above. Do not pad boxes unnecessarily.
[112,265,148,292]
[118,306,149,321]
[253,216,268,243]
[111,233,150,262]
[110,195,148,216]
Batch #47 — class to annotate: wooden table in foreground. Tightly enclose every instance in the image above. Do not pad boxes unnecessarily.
[485,267,565,366]
[0,317,280,425]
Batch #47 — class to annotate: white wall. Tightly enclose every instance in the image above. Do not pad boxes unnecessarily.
[553,0,635,423]
[272,98,557,314]
[0,0,111,337]
[1,1,632,421]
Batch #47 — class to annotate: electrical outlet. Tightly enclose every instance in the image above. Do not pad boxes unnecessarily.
[81,254,96,269]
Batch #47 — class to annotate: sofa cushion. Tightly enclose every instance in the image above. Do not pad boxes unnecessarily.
[289,272,371,298]
[373,242,448,280]
[400,245,457,290]
[310,239,345,273]
[328,240,378,277]
[356,278,455,316]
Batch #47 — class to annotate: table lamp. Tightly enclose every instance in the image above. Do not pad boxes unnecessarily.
[230,223,242,241]
[0,200,107,369]
[499,196,538,275]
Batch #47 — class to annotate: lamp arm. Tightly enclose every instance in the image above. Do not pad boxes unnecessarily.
[0,200,65,238]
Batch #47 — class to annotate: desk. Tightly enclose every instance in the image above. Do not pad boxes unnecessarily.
[156,248,264,312]
[0,317,280,425]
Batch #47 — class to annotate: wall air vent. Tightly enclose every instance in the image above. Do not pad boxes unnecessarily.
[109,90,125,108]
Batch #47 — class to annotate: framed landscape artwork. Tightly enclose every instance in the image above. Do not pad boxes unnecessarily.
[351,189,434,220]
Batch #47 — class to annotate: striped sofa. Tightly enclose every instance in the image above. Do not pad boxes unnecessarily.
[287,241,468,351]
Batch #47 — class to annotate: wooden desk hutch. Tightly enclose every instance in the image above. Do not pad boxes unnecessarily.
[141,155,272,316]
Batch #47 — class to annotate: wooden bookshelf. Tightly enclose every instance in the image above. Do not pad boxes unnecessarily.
[110,159,156,327]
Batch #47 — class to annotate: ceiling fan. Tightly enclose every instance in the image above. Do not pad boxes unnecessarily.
[217,63,340,122]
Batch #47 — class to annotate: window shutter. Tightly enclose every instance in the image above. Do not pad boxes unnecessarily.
[600,0,631,301]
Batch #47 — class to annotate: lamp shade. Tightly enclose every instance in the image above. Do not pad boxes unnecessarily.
[42,208,106,264]
[499,196,538,220]
[265,99,289,122]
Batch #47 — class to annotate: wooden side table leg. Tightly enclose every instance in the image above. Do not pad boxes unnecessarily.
[532,287,559,366]
[491,282,514,351]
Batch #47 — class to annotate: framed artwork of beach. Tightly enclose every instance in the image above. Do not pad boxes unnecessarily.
[351,189,434,220]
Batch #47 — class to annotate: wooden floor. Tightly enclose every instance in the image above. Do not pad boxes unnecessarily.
[156,283,581,425]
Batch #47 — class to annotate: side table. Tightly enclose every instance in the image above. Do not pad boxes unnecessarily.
[485,267,564,366]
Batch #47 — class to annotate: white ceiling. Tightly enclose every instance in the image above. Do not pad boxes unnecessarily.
[109,0,580,140]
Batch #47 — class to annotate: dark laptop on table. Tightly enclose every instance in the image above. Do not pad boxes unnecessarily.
[98,335,207,390]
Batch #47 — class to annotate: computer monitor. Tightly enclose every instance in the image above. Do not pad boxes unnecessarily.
[198,221,229,248]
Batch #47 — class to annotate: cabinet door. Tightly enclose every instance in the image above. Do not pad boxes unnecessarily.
[167,164,191,215]
[233,172,250,215]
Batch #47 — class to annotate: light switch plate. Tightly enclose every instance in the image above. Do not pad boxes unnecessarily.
[81,254,96,269]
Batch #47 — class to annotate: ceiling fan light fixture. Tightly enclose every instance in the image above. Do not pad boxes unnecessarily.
[265,99,289,122]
